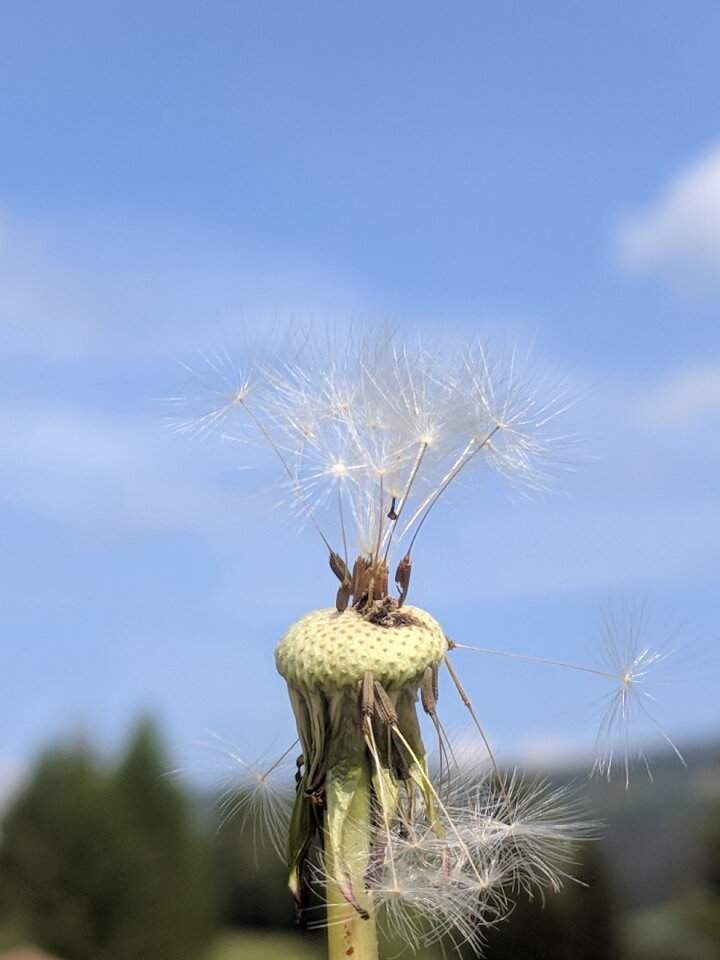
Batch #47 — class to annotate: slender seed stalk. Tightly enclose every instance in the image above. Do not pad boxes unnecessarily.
[402,427,499,558]
[382,440,428,562]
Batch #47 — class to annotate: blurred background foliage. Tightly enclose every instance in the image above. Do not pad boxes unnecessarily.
[0,719,718,960]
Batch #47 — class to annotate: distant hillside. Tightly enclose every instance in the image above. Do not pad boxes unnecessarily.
[554,739,720,909]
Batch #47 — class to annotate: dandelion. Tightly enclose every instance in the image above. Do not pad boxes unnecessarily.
[180,327,679,959]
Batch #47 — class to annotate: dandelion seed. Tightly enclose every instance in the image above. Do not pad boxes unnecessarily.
[195,732,296,860]
[169,346,261,442]
[590,604,686,787]
[218,744,296,859]
[450,608,686,789]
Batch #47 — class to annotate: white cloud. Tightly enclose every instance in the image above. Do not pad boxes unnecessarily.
[616,143,720,292]
[0,208,379,362]
[0,402,246,537]
[503,733,590,771]
[632,360,720,429]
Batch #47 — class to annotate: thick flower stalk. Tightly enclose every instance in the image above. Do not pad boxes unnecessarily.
[178,329,680,957]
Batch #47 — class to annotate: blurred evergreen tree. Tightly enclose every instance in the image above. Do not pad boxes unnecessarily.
[0,742,119,958]
[109,718,218,960]
[704,800,720,897]
[211,787,300,930]
[461,841,620,960]
[470,893,567,960]
[0,720,217,960]
[624,797,720,960]
[563,844,621,960]
[672,794,720,955]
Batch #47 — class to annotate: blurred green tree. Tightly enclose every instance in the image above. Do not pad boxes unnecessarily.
[672,794,720,956]
[212,791,296,931]
[467,842,620,960]
[0,720,217,960]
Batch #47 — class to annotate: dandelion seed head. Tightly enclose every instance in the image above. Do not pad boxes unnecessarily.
[176,327,576,578]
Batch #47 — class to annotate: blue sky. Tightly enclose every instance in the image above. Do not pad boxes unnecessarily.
[2,1,719,799]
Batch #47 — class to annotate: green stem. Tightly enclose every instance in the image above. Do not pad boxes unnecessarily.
[325,768,379,960]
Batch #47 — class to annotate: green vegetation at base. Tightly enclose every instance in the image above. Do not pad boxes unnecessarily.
[204,930,323,960]
[0,720,216,960]
[0,723,718,960]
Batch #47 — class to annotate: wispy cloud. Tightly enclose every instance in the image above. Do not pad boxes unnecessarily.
[615,143,720,294]
[503,733,590,771]
[631,360,720,430]
[0,208,379,362]
[1,402,243,537]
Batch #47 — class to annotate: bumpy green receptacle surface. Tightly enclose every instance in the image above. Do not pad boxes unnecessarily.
[275,606,447,688]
